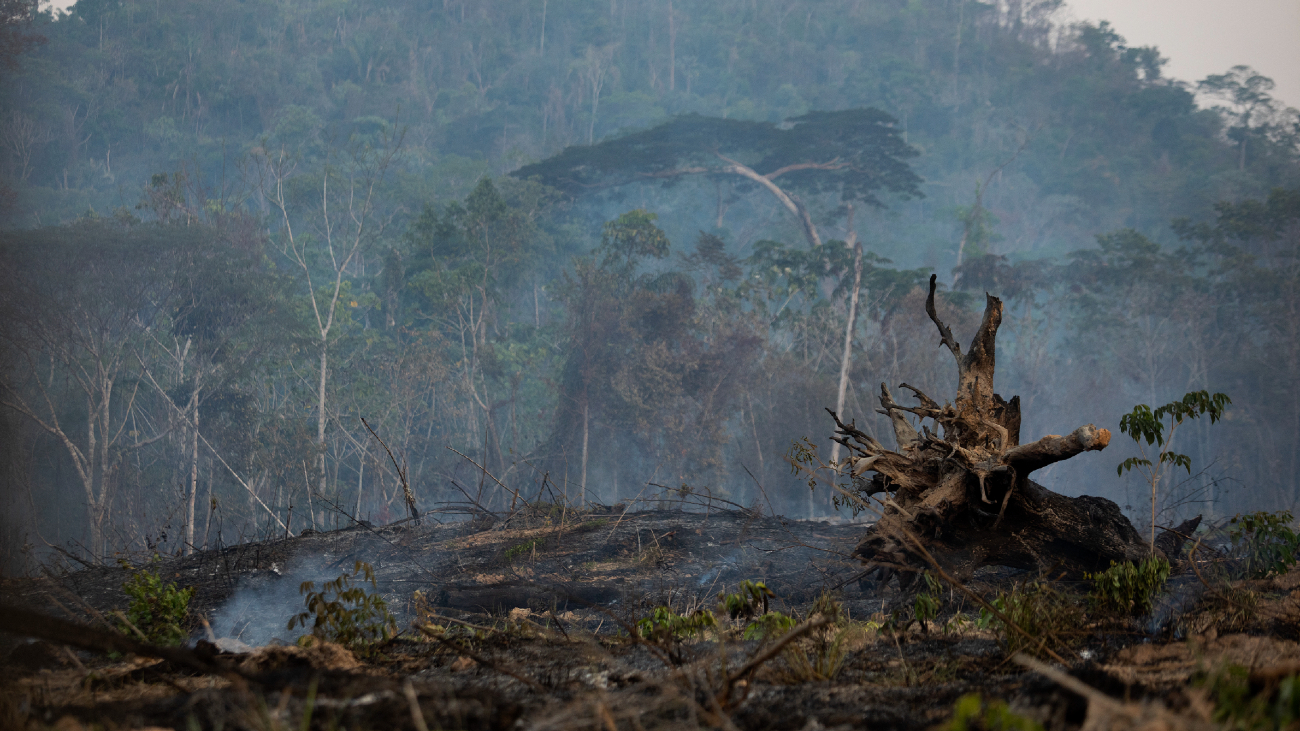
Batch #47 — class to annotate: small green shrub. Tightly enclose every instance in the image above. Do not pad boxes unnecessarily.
[977,581,1083,658]
[913,571,943,630]
[743,611,798,641]
[119,559,194,646]
[720,580,775,620]
[503,537,545,563]
[288,560,396,652]
[1197,663,1300,729]
[943,693,1043,731]
[1086,556,1170,617]
[1229,511,1300,579]
[635,606,717,644]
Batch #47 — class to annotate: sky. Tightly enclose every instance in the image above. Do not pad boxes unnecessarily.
[1063,0,1300,109]
[40,0,1300,110]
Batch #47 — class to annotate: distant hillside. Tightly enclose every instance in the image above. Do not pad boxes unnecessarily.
[3,0,1296,265]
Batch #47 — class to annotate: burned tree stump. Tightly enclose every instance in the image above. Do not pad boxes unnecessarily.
[833,275,1197,587]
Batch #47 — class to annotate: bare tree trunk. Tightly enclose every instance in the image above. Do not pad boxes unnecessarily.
[316,343,328,529]
[185,399,200,555]
[201,457,213,550]
[830,209,862,467]
[580,400,589,507]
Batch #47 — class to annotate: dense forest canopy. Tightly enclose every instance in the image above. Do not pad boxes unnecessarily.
[0,0,1298,570]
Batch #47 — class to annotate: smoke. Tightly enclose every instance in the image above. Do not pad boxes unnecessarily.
[207,554,344,647]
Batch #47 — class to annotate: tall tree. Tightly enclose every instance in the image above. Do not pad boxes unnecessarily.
[254,126,403,527]
[513,110,922,249]
[403,177,547,480]
[1199,66,1300,172]
[0,220,187,560]
[0,0,43,78]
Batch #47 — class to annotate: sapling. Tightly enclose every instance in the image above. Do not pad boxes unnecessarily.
[1117,390,1230,553]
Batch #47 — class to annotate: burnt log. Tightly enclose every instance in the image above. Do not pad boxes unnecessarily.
[835,275,1195,586]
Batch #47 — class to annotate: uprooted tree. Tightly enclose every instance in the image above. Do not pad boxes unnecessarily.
[831,275,1198,587]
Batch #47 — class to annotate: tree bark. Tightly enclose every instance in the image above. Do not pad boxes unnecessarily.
[829,214,862,467]
[833,275,1195,585]
[186,393,200,555]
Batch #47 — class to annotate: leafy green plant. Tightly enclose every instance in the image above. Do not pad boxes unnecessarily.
[943,693,1043,731]
[720,580,775,620]
[503,537,545,563]
[1197,663,1300,730]
[288,560,397,652]
[635,606,717,645]
[743,611,798,641]
[1229,511,1300,579]
[740,593,857,682]
[119,559,194,646]
[977,581,1083,658]
[1086,556,1171,617]
[1117,390,1231,551]
[913,571,943,631]
[780,592,856,681]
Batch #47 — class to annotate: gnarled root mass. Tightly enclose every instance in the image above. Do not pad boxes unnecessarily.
[833,275,1197,587]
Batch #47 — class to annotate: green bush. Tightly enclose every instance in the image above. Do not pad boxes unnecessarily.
[1086,556,1170,617]
[119,559,194,646]
[503,537,545,563]
[288,560,397,652]
[913,571,943,630]
[719,580,775,620]
[1229,511,1300,579]
[1198,663,1300,729]
[977,581,1083,658]
[743,611,798,641]
[635,606,717,644]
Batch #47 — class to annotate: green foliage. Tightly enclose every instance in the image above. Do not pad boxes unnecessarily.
[1117,391,1231,477]
[743,611,798,642]
[597,209,671,275]
[1086,557,1171,617]
[503,538,545,563]
[977,582,1083,658]
[635,606,717,645]
[5,0,1300,568]
[913,571,944,629]
[720,580,775,620]
[786,437,823,492]
[287,561,396,652]
[943,693,1044,731]
[513,110,923,215]
[1229,511,1300,579]
[740,592,856,682]
[1197,664,1300,730]
[119,559,194,646]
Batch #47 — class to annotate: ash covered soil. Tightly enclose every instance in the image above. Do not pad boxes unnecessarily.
[4,506,1300,730]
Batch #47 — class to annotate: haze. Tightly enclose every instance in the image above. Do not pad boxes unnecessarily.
[2,0,1297,572]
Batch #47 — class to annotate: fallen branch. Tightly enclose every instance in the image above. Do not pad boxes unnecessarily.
[0,604,247,680]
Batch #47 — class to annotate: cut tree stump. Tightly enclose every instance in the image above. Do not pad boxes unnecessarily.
[832,275,1197,587]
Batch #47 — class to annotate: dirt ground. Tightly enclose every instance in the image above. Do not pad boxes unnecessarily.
[3,506,1299,730]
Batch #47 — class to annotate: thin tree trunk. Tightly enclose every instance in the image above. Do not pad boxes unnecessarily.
[201,457,213,550]
[185,398,200,555]
[580,400,589,507]
[830,209,862,467]
[356,444,366,518]
[316,343,327,530]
